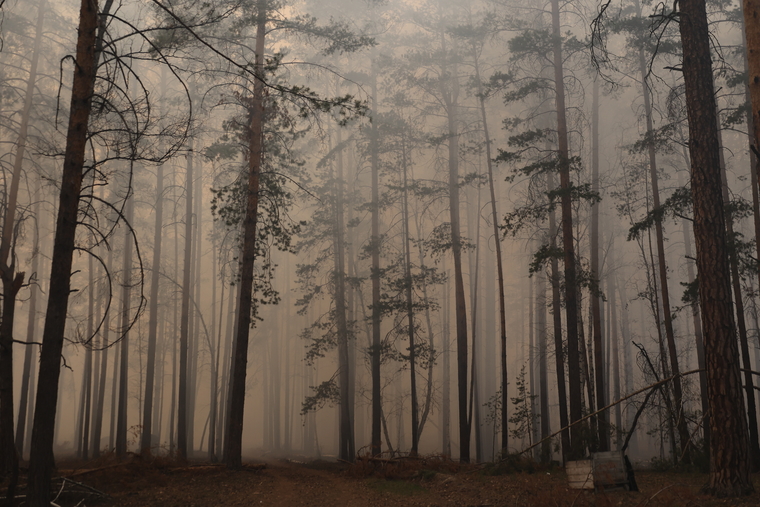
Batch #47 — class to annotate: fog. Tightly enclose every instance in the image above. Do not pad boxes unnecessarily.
[2,0,758,478]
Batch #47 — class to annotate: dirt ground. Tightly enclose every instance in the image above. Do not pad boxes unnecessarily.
[9,455,760,507]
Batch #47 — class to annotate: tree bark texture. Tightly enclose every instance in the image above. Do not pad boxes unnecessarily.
[681,0,753,495]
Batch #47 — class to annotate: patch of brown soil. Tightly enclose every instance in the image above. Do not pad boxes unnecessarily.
[9,456,760,506]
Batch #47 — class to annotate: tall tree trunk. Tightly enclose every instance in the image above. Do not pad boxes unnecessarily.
[27,0,98,502]
[441,258,451,456]
[440,33,470,463]
[607,239,621,447]
[473,54,509,456]
[717,122,760,467]
[681,0,753,495]
[547,172,570,462]
[141,161,165,455]
[536,262,550,462]
[115,194,134,458]
[740,0,760,470]
[550,0,583,460]
[589,78,608,452]
[91,245,112,458]
[400,138,420,456]
[637,40,690,463]
[677,165,709,455]
[224,0,266,468]
[178,143,194,460]
[333,129,354,462]
[369,54,382,458]
[76,249,95,459]
[1,0,44,484]
[15,194,42,459]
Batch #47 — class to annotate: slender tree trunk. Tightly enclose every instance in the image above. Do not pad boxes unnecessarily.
[717,123,760,467]
[590,78,608,452]
[27,0,98,502]
[141,161,164,455]
[225,1,266,468]
[681,0,753,494]
[76,249,94,460]
[439,33,470,463]
[473,55,508,456]
[369,54,382,458]
[115,194,134,458]
[92,246,112,458]
[547,172,570,462]
[1,0,45,485]
[400,138,420,456]
[550,0,583,460]
[441,258,451,456]
[607,240,621,448]
[178,142,194,460]
[15,195,41,459]
[536,259,550,462]
[637,41,690,463]
[333,129,354,461]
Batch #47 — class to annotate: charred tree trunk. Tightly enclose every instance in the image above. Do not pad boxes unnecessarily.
[27,0,98,502]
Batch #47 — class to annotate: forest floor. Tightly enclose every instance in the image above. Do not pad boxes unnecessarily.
[8,453,760,506]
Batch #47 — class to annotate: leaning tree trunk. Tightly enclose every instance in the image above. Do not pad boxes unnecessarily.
[681,0,753,495]
[225,0,266,468]
[27,0,98,503]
